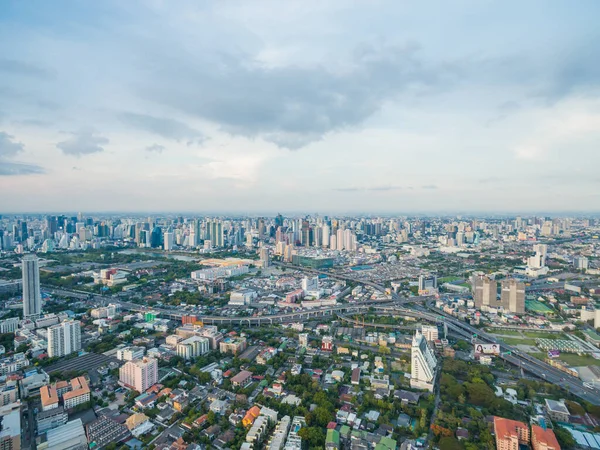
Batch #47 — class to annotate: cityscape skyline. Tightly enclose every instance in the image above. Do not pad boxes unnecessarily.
[1,1,600,212]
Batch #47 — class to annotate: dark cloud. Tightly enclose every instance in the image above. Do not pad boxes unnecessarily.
[56,130,109,156]
[0,131,24,157]
[145,144,165,153]
[0,161,45,176]
[0,59,53,79]
[120,112,204,143]
[137,42,449,149]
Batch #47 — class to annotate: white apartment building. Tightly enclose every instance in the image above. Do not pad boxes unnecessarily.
[47,320,81,358]
[176,336,209,360]
[410,330,437,392]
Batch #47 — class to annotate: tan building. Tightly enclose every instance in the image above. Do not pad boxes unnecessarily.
[40,385,59,411]
[472,274,497,309]
[494,417,530,450]
[500,279,525,314]
[531,425,561,450]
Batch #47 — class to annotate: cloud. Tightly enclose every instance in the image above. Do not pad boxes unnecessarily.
[421,184,438,189]
[145,144,165,153]
[137,42,448,149]
[0,132,24,157]
[0,59,53,79]
[120,112,204,143]
[56,130,109,156]
[334,185,404,192]
[0,161,45,176]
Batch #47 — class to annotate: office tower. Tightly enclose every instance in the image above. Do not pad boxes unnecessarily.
[336,228,344,251]
[275,214,284,229]
[330,235,337,250]
[410,330,437,391]
[47,320,81,357]
[259,247,270,269]
[493,417,529,450]
[529,244,547,269]
[163,232,174,251]
[189,230,197,247]
[313,227,322,248]
[573,256,589,270]
[418,275,437,295]
[22,254,42,319]
[322,225,330,247]
[150,227,162,248]
[471,274,497,309]
[500,279,525,314]
[209,220,224,247]
[119,357,158,392]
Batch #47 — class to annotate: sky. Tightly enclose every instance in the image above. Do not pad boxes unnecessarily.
[1,0,600,214]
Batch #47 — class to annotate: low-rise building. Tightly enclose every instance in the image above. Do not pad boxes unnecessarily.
[37,405,68,434]
[531,425,561,450]
[545,399,570,423]
[231,370,253,388]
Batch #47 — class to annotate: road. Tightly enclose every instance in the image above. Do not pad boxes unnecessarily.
[46,270,600,404]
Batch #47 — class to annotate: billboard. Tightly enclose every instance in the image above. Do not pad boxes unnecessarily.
[474,344,500,355]
[547,350,560,359]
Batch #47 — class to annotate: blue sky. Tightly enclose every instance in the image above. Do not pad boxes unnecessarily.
[1,0,599,213]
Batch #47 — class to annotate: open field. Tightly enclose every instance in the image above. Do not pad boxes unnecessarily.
[530,352,600,368]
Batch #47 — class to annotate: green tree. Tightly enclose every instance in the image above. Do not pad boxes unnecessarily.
[439,436,463,450]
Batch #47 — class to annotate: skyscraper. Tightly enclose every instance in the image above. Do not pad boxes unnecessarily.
[163,232,174,251]
[22,254,42,319]
[259,247,270,269]
[410,330,437,392]
[500,279,525,314]
[47,320,81,357]
[472,274,497,309]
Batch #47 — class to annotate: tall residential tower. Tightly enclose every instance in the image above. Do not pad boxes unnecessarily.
[22,254,42,319]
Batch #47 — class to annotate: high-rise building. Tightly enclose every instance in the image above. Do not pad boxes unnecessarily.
[322,225,330,247]
[259,247,270,269]
[119,357,158,393]
[47,320,81,358]
[493,417,529,450]
[22,254,42,319]
[176,336,209,360]
[209,220,224,247]
[336,228,344,251]
[418,275,438,295]
[472,274,497,309]
[410,330,437,391]
[163,232,174,251]
[573,256,589,270]
[500,279,525,314]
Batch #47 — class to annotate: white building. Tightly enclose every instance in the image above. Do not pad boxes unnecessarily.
[163,232,174,251]
[0,318,19,334]
[410,330,437,392]
[117,346,145,361]
[229,289,258,306]
[301,277,318,293]
[176,336,209,360]
[421,325,439,342]
[22,254,42,319]
[47,320,81,358]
